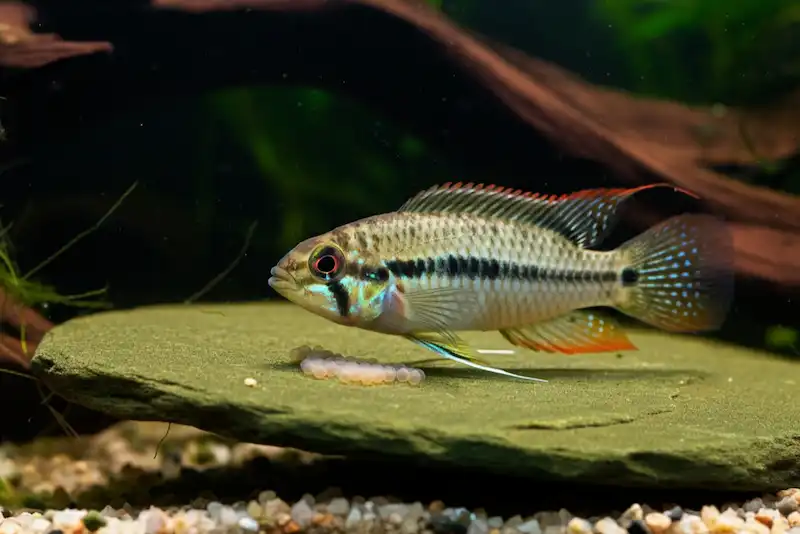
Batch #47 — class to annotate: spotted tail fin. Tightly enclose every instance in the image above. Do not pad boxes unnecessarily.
[612,213,735,333]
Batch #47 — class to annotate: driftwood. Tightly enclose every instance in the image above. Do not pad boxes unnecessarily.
[0,287,53,368]
[0,0,798,292]
[151,0,800,287]
[0,2,111,68]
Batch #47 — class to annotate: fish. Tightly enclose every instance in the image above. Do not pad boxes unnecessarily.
[268,182,735,382]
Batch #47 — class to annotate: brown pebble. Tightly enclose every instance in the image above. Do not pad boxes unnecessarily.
[756,510,775,528]
[567,517,593,534]
[428,501,445,513]
[595,517,626,534]
[778,489,799,499]
[283,521,301,534]
[645,513,672,534]
[275,513,292,527]
[312,513,335,527]
[710,511,745,534]
[789,512,800,528]
[701,506,721,526]
[745,518,771,534]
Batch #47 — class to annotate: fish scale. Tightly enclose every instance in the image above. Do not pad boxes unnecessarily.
[269,182,734,382]
[336,212,621,332]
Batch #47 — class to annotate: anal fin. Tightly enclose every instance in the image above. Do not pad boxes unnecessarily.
[500,311,637,355]
[406,332,548,382]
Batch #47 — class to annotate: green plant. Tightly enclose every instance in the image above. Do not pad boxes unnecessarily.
[765,324,799,354]
[207,85,444,250]
[594,0,800,105]
[0,182,137,358]
[0,182,138,439]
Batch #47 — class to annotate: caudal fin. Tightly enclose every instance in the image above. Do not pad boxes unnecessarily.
[612,213,734,333]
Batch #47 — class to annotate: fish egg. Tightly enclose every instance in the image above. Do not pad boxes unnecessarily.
[382,366,397,383]
[395,367,411,383]
[310,361,328,379]
[300,359,316,375]
[294,346,426,388]
[322,359,339,376]
[407,369,425,386]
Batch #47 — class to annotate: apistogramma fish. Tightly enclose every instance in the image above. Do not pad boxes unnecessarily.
[268,182,734,382]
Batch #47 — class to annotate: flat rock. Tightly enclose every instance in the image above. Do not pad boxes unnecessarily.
[31,303,800,490]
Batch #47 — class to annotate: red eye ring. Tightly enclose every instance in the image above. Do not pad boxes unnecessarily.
[313,254,339,275]
[309,245,345,281]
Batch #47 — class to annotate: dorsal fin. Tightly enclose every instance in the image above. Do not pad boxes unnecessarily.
[397,182,699,248]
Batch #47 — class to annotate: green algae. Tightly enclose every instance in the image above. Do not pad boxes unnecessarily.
[30,303,800,491]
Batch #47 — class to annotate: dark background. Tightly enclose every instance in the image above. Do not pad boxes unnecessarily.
[0,0,797,442]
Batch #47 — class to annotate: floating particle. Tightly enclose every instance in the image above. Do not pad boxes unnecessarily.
[291,346,426,386]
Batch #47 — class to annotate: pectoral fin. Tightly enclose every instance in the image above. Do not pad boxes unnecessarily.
[406,331,548,382]
[500,311,637,355]
[403,287,480,330]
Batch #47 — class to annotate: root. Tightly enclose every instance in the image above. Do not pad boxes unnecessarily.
[0,181,139,438]
[0,366,77,438]
[184,219,258,304]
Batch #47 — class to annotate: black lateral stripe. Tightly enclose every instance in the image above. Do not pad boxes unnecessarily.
[385,257,619,283]
[359,265,390,282]
[327,281,350,317]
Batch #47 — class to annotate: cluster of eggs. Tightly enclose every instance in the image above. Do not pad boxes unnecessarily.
[290,345,426,386]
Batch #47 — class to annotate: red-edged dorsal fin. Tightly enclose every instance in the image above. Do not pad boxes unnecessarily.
[499,310,638,355]
[397,182,699,248]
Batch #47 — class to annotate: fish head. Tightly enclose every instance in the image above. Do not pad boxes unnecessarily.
[269,231,395,327]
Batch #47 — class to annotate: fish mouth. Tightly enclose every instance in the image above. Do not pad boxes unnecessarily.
[268,266,297,293]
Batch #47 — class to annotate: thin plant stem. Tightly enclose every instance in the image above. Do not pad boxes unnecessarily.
[24,181,139,280]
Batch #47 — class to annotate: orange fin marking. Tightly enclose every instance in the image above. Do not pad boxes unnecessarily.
[499,311,638,355]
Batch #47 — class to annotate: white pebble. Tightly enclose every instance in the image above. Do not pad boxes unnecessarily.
[0,520,22,534]
[327,497,351,516]
[218,507,239,527]
[52,509,87,531]
[487,517,504,528]
[243,377,258,387]
[678,514,709,534]
[290,500,314,528]
[140,506,171,534]
[345,508,363,529]
[29,518,51,534]
[518,519,542,534]
[468,519,490,534]
[238,517,259,532]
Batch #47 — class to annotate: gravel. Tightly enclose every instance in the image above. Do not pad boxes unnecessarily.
[2,423,800,534]
[0,488,798,534]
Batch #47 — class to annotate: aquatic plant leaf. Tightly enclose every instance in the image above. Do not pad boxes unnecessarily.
[774,4,800,26]
[765,325,798,350]
[628,9,694,40]
[209,84,447,250]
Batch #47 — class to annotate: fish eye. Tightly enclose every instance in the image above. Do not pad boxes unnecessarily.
[309,245,346,281]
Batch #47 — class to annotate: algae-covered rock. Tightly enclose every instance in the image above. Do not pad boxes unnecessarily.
[31,303,800,491]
